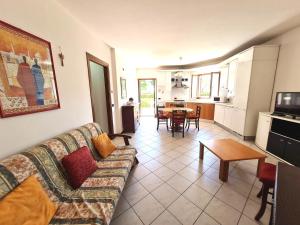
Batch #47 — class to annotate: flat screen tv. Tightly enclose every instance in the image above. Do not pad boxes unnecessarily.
[274,92,300,117]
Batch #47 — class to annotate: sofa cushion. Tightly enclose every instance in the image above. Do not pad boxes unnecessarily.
[92,133,116,158]
[62,146,97,189]
[0,175,57,225]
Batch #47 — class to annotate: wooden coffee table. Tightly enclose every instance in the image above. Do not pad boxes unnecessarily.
[199,138,266,182]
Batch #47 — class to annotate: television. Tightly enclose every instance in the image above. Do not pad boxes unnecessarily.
[274,92,300,118]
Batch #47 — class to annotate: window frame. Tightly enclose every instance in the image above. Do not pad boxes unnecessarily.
[190,72,221,99]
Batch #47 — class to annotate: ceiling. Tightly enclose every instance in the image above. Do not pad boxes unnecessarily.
[57,0,300,67]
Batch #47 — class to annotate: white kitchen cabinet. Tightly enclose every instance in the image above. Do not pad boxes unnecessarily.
[255,113,272,150]
[227,59,238,97]
[231,108,246,135]
[223,106,233,129]
[215,45,279,138]
[214,104,225,124]
[233,61,252,110]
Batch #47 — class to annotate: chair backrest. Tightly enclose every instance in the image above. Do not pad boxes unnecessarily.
[196,105,201,117]
[172,110,187,124]
[156,105,165,117]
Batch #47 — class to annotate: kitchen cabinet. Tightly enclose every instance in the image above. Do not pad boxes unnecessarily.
[166,101,215,120]
[214,45,279,138]
[232,108,246,135]
[233,61,252,110]
[227,59,238,97]
[214,104,225,124]
[255,113,272,150]
[265,116,300,167]
[223,106,233,129]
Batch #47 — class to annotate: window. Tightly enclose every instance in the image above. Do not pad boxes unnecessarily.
[191,72,220,98]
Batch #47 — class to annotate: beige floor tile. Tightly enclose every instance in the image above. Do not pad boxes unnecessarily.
[139,173,164,192]
[205,198,241,225]
[215,185,247,212]
[165,150,182,159]
[123,182,149,205]
[137,154,152,164]
[156,155,173,164]
[112,195,130,219]
[178,166,203,182]
[183,184,213,210]
[167,174,192,193]
[175,155,195,165]
[151,210,182,225]
[238,215,259,225]
[152,183,180,207]
[222,176,252,197]
[131,164,151,180]
[143,159,163,172]
[194,175,222,195]
[194,212,220,225]
[133,194,165,225]
[165,160,186,172]
[188,160,211,173]
[243,199,271,225]
[110,208,143,225]
[153,166,176,181]
[146,150,162,158]
[168,196,202,225]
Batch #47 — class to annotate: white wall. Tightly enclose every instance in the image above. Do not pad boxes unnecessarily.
[266,26,300,110]
[0,0,114,159]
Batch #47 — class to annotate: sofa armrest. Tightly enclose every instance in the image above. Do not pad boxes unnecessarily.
[108,134,132,146]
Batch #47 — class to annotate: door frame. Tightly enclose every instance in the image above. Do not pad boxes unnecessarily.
[86,52,114,134]
[137,78,157,116]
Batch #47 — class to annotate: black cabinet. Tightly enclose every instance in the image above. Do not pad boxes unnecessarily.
[267,132,285,158]
[285,139,300,167]
[267,131,300,167]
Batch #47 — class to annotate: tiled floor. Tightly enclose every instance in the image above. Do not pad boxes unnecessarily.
[111,117,279,225]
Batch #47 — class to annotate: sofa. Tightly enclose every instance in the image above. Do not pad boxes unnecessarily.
[0,123,137,225]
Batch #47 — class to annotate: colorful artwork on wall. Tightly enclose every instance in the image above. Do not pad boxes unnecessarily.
[0,20,60,118]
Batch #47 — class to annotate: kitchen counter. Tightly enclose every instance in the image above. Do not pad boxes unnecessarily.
[164,99,224,104]
[164,100,215,120]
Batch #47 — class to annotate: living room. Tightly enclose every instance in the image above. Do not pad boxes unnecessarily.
[0,1,300,225]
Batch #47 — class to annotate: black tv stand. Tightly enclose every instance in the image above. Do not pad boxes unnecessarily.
[266,117,300,167]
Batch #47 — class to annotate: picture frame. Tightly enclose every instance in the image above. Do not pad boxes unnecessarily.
[0,20,60,118]
[120,77,127,99]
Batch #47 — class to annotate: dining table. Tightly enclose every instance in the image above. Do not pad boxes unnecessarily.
[160,107,193,113]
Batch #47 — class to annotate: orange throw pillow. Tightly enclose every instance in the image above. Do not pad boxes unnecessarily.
[92,133,116,158]
[0,175,58,225]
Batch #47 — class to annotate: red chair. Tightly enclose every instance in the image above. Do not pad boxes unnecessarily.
[186,105,201,131]
[255,162,276,225]
[171,110,187,138]
[156,106,169,130]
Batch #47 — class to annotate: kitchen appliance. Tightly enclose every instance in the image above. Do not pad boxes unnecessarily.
[274,92,300,118]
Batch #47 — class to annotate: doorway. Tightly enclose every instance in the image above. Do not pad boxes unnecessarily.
[138,79,157,116]
[86,52,113,133]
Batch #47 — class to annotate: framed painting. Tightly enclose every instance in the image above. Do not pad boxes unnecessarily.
[120,77,127,99]
[0,20,60,118]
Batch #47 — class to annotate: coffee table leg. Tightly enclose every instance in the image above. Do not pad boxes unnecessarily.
[219,160,229,182]
[199,142,204,160]
[257,158,265,177]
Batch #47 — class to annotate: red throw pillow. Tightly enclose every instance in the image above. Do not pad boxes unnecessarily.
[62,146,97,189]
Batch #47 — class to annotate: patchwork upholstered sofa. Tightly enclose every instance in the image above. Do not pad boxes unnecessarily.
[0,123,137,225]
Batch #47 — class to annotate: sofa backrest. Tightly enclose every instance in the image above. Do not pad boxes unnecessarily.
[0,123,102,200]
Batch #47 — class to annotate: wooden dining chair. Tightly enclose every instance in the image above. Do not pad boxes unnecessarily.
[156,106,169,130]
[186,105,201,131]
[171,110,187,138]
